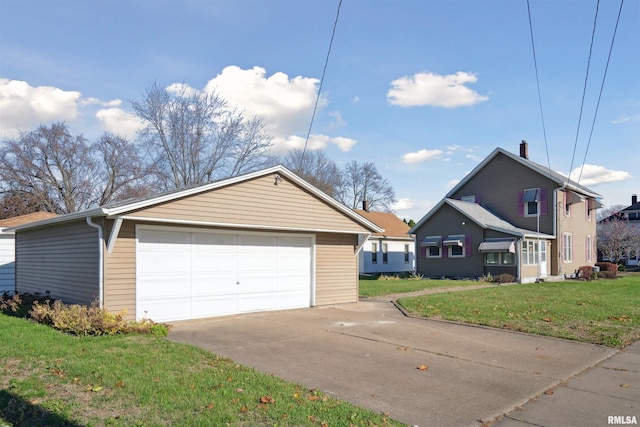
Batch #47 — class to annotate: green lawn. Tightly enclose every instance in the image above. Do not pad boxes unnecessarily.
[359,277,485,298]
[398,275,640,348]
[0,314,400,427]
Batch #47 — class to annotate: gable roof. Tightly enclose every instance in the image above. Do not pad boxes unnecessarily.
[410,198,554,239]
[446,147,602,199]
[8,165,383,234]
[0,212,59,230]
[353,210,413,240]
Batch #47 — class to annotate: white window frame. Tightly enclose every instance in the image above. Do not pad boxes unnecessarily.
[563,233,573,263]
[404,244,410,263]
[447,234,465,258]
[382,243,388,264]
[523,188,540,217]
[522,240,539,265]
[371,242,378,264]
[425,236,442,258]
[483,252,515,266]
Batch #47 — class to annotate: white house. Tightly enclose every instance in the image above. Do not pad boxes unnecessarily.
[354,209,415,275]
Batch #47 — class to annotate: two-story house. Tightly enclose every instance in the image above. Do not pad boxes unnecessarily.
[598,194,640,267]
[409,142,602,283]
[355,207,415,275]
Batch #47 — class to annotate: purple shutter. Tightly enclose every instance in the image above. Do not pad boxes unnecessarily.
[517,191,524,217]
[419,245,426,258]
[475,196,481,205]
[465,235,472,257]
[540,188,548,216]
[442,241,448,258]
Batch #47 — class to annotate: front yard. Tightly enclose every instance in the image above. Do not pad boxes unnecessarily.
[0,314,399,427]
[358,276,485,297]
[396,275,640,348]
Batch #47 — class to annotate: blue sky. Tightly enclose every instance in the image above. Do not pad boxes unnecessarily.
[1,0,638,221]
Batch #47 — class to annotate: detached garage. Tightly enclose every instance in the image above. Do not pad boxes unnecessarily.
[12,166,381,322]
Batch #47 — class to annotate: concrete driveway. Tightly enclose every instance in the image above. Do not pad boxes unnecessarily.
[168,300,616,427]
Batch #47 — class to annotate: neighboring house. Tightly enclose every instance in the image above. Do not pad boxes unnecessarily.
[9,166,382,322]
[598,194,640,267]
[0,212,58,294]
[354,208,415,275]
[410,141,602,283]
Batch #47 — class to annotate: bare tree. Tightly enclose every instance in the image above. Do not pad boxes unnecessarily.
[0,123,152,214]
[132,82,272,190]
[281,149,342,197]
[597,216,640,263]
[336,161,396,211]
[0,193,42,219]
[597,204,626,222]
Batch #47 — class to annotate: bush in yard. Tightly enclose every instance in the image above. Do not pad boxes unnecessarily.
[495,273,515,284]
[597,270,617,279]
[596,262,618,276]
[578,266,594,279]
[0,292,51,318]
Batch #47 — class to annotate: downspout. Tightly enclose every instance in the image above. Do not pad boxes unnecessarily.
[86,217,104,309]
[517,237,523,283]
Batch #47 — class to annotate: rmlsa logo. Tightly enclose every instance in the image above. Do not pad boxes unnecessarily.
[608,416,638,425]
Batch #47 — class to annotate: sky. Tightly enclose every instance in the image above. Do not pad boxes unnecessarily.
[1,0,638,222]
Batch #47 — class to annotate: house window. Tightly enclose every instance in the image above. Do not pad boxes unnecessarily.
[523,188,539,217]
[422,236,441,258]
[444,235,465,258]
[586,235,592,262]
[461,195,476,203]
[382,243,388,264]
[563,233,573,262]
[522,240,539,265]
[484,252,515,265]
[404,244,410,263]
[565,198,571,217]
[586,202,592,221]
[371,242,377,264]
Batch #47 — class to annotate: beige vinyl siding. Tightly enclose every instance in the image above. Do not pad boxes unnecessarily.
[15,220,99,305]
[125,174,360,232]
[314,233,358,305]
[556,195,596,274]
[449,152,556,235]
[104,220,136,317]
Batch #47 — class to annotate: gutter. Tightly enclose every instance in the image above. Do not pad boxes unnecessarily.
[86,217,104,309]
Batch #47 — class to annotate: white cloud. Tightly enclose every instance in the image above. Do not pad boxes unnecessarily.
[81,97,122,108]
[446,179,461,189]
[270,133,355,154]
[402,149,443,164]
[391,197,414,211]
[612,114,640,124]
[332,136,356,151]
[204,66,322,138]
[0,78,81,137]
[567,164,633,187]
[328,111,346,128]
[95,107,144,140]
[387,71,489,108]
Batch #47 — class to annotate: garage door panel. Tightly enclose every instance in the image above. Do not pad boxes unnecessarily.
[137,229,312,321]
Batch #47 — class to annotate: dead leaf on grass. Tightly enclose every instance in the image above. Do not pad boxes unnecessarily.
[544,390,554,395]
[417,364,429,371]
[397,346,409,351]
[620,384,630,388]
[260,395,276,404]
[86,384,103,392]
[115,380,125,388]
[542,317,552,322]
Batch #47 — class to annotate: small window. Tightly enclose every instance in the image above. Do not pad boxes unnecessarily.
[564,194,571,217]
[382,243,388,264]
[484,252,515,266]
[428,246,441,257]
[586,202,592,221]
[461,195,476,203]
[586,235,592,262]
[522,240,539,265]
[523,188,539,217]
[445,235,465,258]
[563,233,573,262]
[371,242,377,264]
[404,244,410,263]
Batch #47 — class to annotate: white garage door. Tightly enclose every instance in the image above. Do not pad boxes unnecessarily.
[136,227,312,322]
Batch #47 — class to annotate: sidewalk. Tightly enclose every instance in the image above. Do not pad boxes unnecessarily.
[491,340,640,426]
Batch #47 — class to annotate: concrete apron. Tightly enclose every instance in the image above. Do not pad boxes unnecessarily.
[168,300,616,427]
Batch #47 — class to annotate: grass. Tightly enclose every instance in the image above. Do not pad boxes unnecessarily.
[397,275,640,348]
[359,276,486,298]
[0,314,400,427]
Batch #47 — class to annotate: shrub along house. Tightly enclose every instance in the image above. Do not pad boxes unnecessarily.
[410,142,602,283]
[10,166,382,322]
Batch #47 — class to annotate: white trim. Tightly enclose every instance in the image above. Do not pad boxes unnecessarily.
[106,217,123,254]
[119,215,369,235]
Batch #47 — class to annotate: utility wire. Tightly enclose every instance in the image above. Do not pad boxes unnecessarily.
[578,0,624,185]
[567,0,601,185]
[526,0,553,180]
[299,0,343,168]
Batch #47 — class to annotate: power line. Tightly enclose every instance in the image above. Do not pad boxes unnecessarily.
[299,0,343,169]
[578,0,624,185]
[567,0,601,185]
[526,0,553,179]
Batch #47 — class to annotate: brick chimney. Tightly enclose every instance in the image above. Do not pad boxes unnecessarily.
[362,200,369,212]
[519,140,529,160]
[633,194,638,205]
